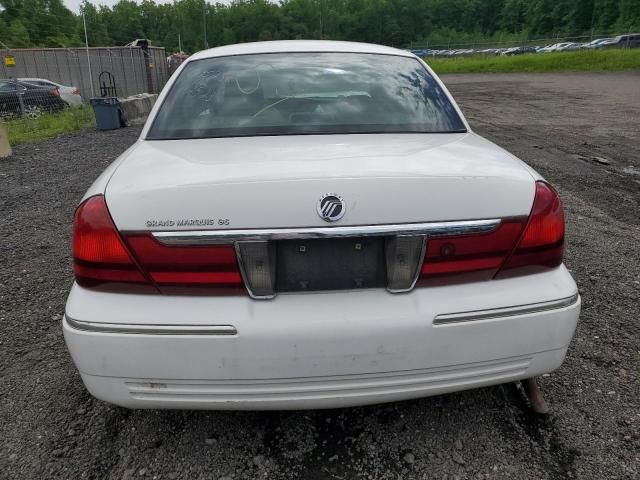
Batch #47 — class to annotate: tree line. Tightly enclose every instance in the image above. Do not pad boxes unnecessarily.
[1,0,639,53]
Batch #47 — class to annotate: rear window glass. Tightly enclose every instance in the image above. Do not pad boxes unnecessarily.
[147,52,466,139]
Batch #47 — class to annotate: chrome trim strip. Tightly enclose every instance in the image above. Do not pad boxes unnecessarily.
[434,294,580,325]
[65,316,238,335]
[151,219,501,245]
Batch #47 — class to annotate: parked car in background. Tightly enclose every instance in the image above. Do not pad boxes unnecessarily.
[0,79,66,119]
[536,44,555,52]
[555,42,581,51]
[478,48,499,55]
[602,34,640,48]
[409,49,434,58]
[63,40,580,410]
[583,38,614,49]
[18,78,83,107]
[501,46,536,55]
[537,42,577,52]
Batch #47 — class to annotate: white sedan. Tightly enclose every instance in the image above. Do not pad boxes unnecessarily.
[63,41,580,410]
[19,77,83,107]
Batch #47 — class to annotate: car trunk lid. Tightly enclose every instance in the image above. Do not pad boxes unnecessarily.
[105,133,535,231]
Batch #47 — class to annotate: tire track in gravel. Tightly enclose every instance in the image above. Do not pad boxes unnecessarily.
[498,383,580,480]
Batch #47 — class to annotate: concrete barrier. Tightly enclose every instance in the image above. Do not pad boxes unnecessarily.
[119,93,158,125]
[0,123,11,158]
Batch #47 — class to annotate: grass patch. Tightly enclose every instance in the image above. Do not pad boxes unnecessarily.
[427,48,640,74]
[1,106,95,146]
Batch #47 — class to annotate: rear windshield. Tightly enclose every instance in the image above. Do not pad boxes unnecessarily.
[147,52,466,139]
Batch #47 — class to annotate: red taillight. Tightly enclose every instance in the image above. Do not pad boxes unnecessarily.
[49,88,60,96]
[416,181,565,285]
[72,87,80,95]
[124,235,244,295]
[73,196,244,295]
[417,219,527,285]
[73,195,151,290]
[497,181,564,275]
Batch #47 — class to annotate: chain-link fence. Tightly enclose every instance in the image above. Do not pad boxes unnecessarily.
[0,78,67,120]
[409,31,639,53]
[0,46,169,106]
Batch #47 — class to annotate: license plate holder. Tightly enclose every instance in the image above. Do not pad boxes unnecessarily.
[276,237,386,292]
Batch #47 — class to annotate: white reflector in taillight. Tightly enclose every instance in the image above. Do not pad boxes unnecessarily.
[385,236,424,291]
[236,242,276,298]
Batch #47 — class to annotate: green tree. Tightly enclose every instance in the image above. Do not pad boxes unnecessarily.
[0,0,636,51]
[563,0,595,33]
[80,1,111,46]
[500,0,528,33]
[592,0,620,32]
[0,17,7,43]
[6,19,32,47]
[616,0,640,30]
[105,0,146,45]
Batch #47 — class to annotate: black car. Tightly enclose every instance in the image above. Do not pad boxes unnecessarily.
[0,79,66,119]
[603,34,640,48]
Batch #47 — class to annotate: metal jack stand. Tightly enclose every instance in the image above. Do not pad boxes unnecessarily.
[522,377,549,414]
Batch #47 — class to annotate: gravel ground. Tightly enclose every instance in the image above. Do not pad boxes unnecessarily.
[1,72,639,480]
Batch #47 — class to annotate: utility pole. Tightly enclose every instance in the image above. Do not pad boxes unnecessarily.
[178,32,182,53]
[589,0,597,41]
[319,0,323,39]
[202,1,209,49]
[82,11,95,97]
[139,39,154,94]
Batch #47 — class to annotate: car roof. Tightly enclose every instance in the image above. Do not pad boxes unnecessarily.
[189,40,414,61]
[19,77,62,85]
[1,78,30,84]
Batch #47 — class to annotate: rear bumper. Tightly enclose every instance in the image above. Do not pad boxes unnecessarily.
[76,348,569,410]
[63,266,580,410]
[62,94,83,107]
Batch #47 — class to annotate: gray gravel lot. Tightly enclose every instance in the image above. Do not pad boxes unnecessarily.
[1,72,639,480]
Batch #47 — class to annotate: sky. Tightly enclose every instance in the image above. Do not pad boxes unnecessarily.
[63,0,175,13]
